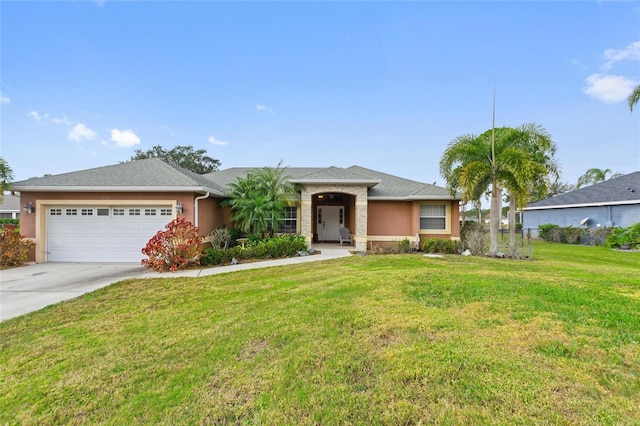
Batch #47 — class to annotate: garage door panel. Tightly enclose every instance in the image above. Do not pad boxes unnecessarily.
[47,205,171,263]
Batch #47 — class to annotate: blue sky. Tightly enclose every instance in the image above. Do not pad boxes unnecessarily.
[2,1,639,189]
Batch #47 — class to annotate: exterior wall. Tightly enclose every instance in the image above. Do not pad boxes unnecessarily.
[19,191,220,263]
[367,200,460,248]
[523,204,640,234]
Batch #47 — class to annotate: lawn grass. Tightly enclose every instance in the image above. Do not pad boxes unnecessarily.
[1,243,639,424]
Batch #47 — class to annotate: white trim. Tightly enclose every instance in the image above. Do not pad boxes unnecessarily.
[524,199,640,211]
[12,185,224,195]
[368,195,460,201]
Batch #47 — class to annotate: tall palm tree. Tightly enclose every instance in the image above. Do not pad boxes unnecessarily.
[628,84,640,112]
[440,124,557,257]
[0,157,14,204]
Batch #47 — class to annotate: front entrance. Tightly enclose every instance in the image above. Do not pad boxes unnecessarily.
[317,206,344,241]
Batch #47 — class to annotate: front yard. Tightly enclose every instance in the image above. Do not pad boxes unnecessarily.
[1,244,639,424]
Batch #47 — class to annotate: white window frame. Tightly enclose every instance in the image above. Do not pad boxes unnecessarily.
[419,203,450,234]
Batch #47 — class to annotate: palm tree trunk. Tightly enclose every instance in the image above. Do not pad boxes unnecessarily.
[489,181,500,256]
[508,196,519,259]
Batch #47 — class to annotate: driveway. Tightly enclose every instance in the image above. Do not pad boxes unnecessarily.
[0,263,147,322]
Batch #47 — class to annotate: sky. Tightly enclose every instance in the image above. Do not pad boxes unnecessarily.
[1,1,639,189]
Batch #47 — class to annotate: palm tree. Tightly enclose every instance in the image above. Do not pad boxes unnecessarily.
[576,168,616,188]
[440,124,557,257]
[628,84,640,112]
[0,157,14,203]
[223,162,298,237]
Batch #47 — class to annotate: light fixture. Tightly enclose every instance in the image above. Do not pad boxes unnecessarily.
[23,201,35,214]
[317,195,324,199]
[176,201,183,214]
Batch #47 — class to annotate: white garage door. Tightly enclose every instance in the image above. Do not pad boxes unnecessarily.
[47,206,173,262]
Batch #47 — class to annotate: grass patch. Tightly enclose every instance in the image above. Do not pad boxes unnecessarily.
[1,243,639,424]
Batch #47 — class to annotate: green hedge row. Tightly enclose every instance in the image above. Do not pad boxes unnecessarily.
[201,234,308,266]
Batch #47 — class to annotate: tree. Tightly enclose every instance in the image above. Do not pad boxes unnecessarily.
[628,84,640,112]
[129,145,220,174]
[576,168,622,188]
[0,157,14,203]
[528,179,575,203]
[440,124,557,257]
[223,163,298,237]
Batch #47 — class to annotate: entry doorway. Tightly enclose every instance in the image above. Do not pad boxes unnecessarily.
[317,205,344,241]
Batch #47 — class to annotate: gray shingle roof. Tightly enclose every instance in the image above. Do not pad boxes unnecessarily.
[0,194,20,211]
[13,160,459,200]
[12,158,225,195]
[525,171,640,210]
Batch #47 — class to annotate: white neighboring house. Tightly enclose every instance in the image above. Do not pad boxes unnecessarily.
[0,193,20,219]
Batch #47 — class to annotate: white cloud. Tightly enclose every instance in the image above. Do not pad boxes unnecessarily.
[27,110,49,123]
[68,123,97,141]
[583,73,638,103]
[256,103,274,114]
[0,92,10,104]
[109,129,141,147]
[51,116,73,126]
[208,135,229,146]
[603,40,640,71]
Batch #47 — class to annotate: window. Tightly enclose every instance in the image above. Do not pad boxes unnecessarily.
[144,209,157,216]
[129,209,140,216]
[66,209,77,216]
[97,208,109,216]
[81,209,93,216]
[160,208,172,216]
[420,204,446,230]
[50,208,62,216]
[278,207,298,233]
[113,208,125,216]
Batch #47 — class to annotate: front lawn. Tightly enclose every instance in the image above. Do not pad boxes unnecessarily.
[1,244,639,424]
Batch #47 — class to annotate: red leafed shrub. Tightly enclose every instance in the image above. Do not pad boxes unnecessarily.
[141,218,203,272]
[1,224,35,268]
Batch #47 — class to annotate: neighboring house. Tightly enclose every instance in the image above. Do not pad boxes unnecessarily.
[0,194,21,219]
[12,159,461,263]
[523,171,640,233]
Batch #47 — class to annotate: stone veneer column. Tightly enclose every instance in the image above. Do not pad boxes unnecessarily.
[300,189,313,245]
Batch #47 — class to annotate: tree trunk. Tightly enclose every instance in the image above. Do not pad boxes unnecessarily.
[489,181,501,256]
[508,196,519,259]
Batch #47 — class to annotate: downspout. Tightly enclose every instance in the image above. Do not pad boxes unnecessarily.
[194,192,210,227]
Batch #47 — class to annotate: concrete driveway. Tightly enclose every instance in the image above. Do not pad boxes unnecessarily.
[0,263,147,322]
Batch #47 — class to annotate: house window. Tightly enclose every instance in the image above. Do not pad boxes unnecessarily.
[81,209,93,216]
[66,209,77,216]
[113,208,125,216]
[144,209,156,216]
[50,208,62,216]
[420,204,446,230]
[160,208,172,216]
[278,207,298,233]
[129,209,141,216]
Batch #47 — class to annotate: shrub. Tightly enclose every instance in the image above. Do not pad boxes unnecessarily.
[606,223,640,249]
[209,227,232,250]
[0,224,34,268]
[141,218,203,272]
[461,221,487,255]
[0,218,19,226]
[563,226,583,245]
[200,234,308,266]
[421,238,456,254]
[538,223,560,242]
[395,238,412,253]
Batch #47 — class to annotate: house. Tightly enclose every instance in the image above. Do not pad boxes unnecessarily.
[12,159,461,263]
[523,171,640,233]
[0,194,21,219]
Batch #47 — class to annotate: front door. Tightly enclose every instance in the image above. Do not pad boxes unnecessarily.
[317,206,343,241]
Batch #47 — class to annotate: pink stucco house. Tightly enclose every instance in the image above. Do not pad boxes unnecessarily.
[13,159,461,263]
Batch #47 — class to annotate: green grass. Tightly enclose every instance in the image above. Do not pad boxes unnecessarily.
[1,243,639,424]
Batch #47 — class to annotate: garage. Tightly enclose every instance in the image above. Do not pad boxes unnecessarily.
[47,206,173,262]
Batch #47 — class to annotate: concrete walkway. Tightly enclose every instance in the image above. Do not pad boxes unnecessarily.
[1,245,352,321]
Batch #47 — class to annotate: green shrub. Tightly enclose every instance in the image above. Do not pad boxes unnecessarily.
[0,218,20,226]
[606,223,640,249]
[421,238,456,254]
[1,224,34,267]
[200,234,308,266]
[395,238,412,253]
[538,223,560,242]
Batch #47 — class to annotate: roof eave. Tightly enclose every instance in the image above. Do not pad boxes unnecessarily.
[368,195,462,201]
[524,199,640,210]
[290,179,381,188]
[12,185,225,196]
